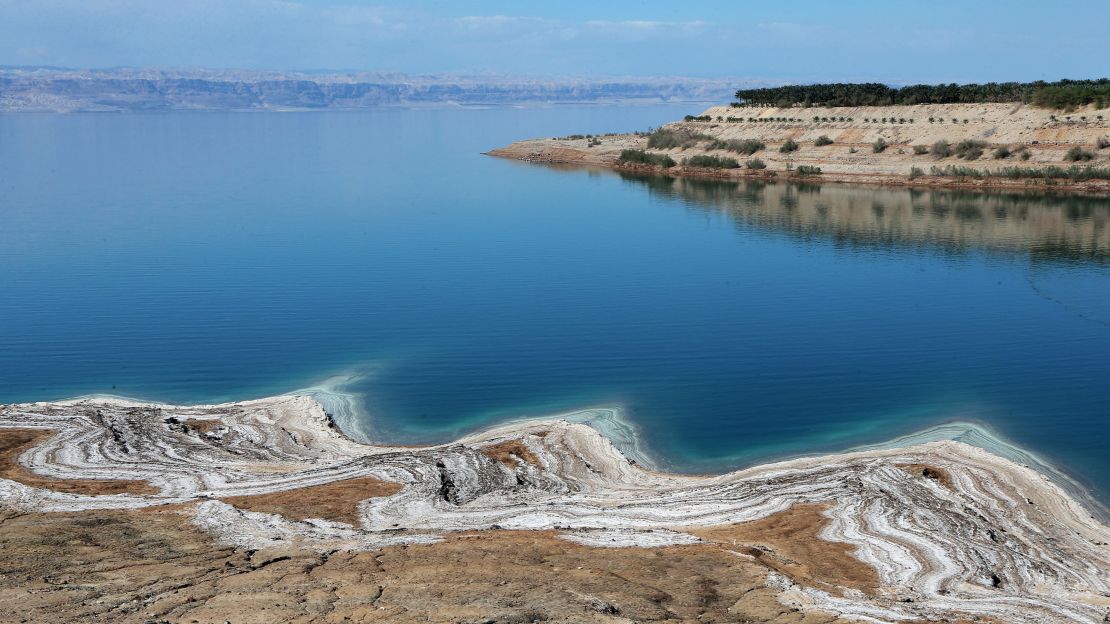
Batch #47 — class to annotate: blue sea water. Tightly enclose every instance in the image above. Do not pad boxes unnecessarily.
[1,105,1108,505]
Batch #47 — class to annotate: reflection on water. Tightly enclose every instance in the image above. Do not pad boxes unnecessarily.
[619,173,1110,263]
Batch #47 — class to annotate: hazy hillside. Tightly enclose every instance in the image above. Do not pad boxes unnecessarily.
[0,68,741,112]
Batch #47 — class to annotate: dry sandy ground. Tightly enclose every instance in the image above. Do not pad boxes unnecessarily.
[488,103,1110,194]
[0,504,865,624]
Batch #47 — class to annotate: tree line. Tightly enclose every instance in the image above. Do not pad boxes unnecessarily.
[733,79,1110,109]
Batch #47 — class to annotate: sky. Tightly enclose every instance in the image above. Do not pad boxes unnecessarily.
[1,0,1108,83]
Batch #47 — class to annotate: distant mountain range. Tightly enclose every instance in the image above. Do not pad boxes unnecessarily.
[0,68,747,112]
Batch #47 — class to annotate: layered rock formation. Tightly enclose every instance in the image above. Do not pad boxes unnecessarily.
[1,395,1108,622]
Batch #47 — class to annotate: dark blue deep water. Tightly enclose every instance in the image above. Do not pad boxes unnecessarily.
[1,106,1108,504]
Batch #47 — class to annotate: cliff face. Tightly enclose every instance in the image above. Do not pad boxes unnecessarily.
[696,102,1109,148]
[0,69,736,111]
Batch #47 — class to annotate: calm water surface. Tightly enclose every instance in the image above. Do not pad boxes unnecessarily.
[1,106,1108,503]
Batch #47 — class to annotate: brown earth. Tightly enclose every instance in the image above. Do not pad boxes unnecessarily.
[898,463,956,491]
[0,428,157,496]
[691,504,879,596]
[0,506,867,624]
[220,476,402,526]
[480,439,542,469]
[183,418,223,436]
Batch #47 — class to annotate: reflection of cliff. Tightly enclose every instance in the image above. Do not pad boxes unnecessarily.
[620,173,1110,263]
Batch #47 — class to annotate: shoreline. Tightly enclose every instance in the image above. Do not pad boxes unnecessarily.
[489,142,1110,196]
[20,380,1110,524]
[488,101,1110,196]
[3,392,1110,621]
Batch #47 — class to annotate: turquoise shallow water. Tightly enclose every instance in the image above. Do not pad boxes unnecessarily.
[1,106,1108,505]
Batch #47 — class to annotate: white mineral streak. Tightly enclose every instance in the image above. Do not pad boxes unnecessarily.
[2,395,1108,623]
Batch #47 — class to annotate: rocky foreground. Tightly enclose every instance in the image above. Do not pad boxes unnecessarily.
[489,102,1110,194]
[1,396,1108,623]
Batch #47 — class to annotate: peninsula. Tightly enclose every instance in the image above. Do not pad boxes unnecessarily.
[490,80,1110,194]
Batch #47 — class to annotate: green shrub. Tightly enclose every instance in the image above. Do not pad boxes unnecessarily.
[932,140,953,158]
[795,165,822,175]
[647,128,712,150]
[909,166,924,180]
[992,146,1011,159]
[618,149,676,168]
[872,138,889,153]
[746,158,767,170]
[928,164,1110,181]
[706,139,764,154]
[1097,137,1110,149]
[779,138,800,153]
[685,154,740,169]
[955,140,987,160]
[1064,147,1095,162]
[683,114,712,122]
[913,145,929,155]
[814,135,833,146]
[994,165,1110,180]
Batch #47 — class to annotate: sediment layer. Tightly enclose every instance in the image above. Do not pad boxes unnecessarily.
[489,102,1110,194]
[1,395,1108,623]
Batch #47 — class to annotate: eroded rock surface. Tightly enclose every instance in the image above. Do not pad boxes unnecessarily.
[1,396,1108,623]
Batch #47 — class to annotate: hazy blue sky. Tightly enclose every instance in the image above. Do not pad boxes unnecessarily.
[2,0,1108,82]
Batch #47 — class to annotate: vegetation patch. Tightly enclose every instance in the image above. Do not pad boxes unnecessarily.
[706,138,765,155]
[779,138,799,153]
[795,165,822,175]
[932,140,953,158]
[814,135,833,146]
[618,149,676,168]
[955,140,987,160]
[685,154,740,169]
[745,158,767,170]
[872,138,889,153]
[1064,147,1095,162]
[647,128,713,150]
[930,164,1110,181]
[733,79,1110,108]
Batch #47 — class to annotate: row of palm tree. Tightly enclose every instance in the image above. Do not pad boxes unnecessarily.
[733,79,1110,109]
